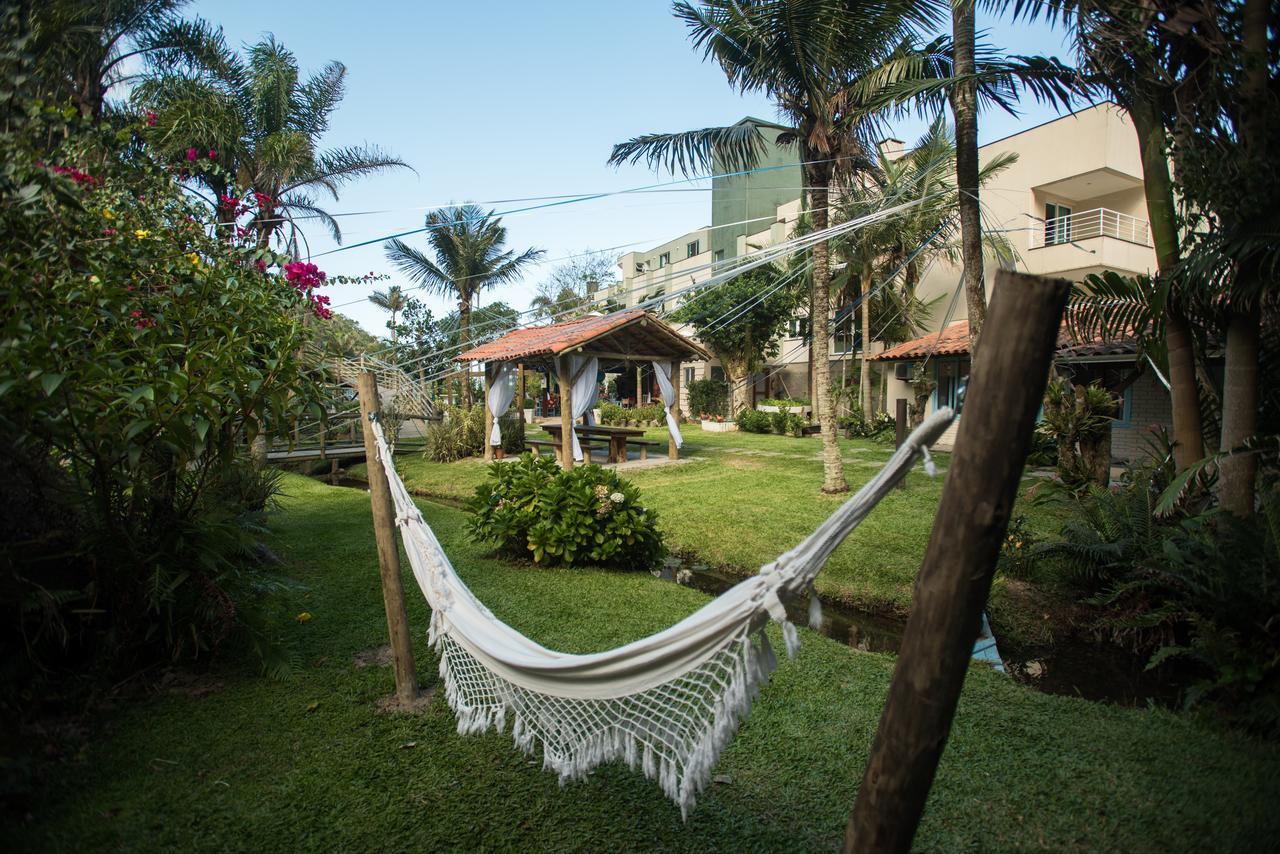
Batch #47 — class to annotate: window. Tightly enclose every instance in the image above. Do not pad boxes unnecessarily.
[787,317,810,339]
[684,367,696,386]
[713,249,725,263]
[687,240,700,258]
[1045,202,1073,245]
[658,251,671,268]
[710,365,726,382]
[936,360,970,413]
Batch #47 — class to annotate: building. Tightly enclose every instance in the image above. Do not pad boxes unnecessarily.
[615,104,1171,456]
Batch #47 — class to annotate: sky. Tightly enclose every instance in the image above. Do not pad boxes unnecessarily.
[188,0,1078,337]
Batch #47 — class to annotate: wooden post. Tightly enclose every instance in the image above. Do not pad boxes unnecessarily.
[843,271,1069,853]
[636,364,643,404]
[894,398,908,490]
[483,362,495,462]
[558,357,574,470]
[516,362,526,426]
[356,371,421,708]
[668,360,680,460]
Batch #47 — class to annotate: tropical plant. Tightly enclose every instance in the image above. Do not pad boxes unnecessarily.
[467,455,665,570]
[385,205,543,405]
[833,117,1014,414]
[367,285,407,345]
[1041,377,1118,488]
[609,0,954,495]
[14,0,226,119]
[136,35,408,249]
[672,264,800,414]
[0,104,322,680]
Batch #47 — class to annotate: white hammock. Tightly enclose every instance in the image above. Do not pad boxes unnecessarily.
[371,409,955,818]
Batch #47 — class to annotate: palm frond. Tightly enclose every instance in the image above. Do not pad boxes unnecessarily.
[607,124,770,177]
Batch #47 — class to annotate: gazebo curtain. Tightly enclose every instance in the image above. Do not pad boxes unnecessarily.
[652,360,683,449]
[487,363,516,446]
[569,355,599,461]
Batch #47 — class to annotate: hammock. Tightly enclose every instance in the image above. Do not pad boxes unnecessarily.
[370,409,955,818]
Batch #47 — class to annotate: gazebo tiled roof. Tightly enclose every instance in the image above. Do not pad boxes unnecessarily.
[454,309,710,365]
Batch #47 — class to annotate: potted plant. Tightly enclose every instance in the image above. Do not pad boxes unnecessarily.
[700,412,737,432]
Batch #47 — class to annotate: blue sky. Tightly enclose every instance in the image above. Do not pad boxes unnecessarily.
[189,0,1077,336]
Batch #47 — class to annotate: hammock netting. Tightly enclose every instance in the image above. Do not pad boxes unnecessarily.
[371,409,954,818]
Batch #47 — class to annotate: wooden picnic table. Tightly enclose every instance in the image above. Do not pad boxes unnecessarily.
[540,423,647,463]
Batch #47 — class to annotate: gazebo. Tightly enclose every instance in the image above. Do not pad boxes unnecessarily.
[454,309,710,468]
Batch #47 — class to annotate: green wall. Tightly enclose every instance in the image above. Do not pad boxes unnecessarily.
[710,119,803,262]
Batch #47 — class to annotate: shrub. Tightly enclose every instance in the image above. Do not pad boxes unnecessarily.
[839,407,896,440]
[467,455,665,570]
[0,105,322,679]
[425,404,521,461]
[598,401,624,425]
[1042,378,1118,488]
[996,514,1039,579]
[760,397,809,408]
[686,378,729,420]
[736,410,771,433]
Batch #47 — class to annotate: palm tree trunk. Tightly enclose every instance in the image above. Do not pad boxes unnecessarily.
[950,0,985,352]
[810,168,848,494]
[1131,98,1204,470]
[460,300,473,408]
[859,262,873,415]
[1219,0,1269,516]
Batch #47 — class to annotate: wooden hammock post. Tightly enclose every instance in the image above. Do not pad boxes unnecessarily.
[558,356,574,470]
[843,271,1070,853]
[356,371,420,707]
[895,398,907,490]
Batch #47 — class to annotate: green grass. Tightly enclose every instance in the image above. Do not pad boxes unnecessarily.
[13,474,1279,851]
[384,425,1064,635]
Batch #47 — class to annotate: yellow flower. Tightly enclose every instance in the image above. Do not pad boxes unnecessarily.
[134,229,150,239]
[187,252,201,266]
[296,612,313,623]
[102,209,115,220]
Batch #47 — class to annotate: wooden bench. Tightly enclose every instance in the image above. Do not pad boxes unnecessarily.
[626,439,662,461]
[526,438,611,464]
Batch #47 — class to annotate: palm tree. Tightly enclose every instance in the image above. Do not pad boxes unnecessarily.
[368,286,408,346]
[834,118,1015,415]
[136,36,409,249]
[20,0,225,120]
[608,0,944,495]
[385,205,544,406]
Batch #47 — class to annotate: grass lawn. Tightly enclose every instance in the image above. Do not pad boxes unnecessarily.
[373,424,1065,644]
[13,474,1279,851]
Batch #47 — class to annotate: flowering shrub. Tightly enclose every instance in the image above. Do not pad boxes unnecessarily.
[467,455,665,570]
[0,104,325,677]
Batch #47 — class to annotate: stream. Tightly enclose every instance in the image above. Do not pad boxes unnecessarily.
[310,470,1182,709]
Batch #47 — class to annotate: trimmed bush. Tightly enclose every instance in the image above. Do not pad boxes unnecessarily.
[736,410,771,433]
[686,378,729,419]
[467,455,665,570]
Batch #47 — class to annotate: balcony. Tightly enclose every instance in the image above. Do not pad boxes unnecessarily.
[1029,207,1151,249]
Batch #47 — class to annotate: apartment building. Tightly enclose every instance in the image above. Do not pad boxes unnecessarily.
[614,104,1170,455]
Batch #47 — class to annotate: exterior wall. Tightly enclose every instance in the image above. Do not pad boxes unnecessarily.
[1110,370,1173,462]
[617,227,712,310]
[711,119,803,262]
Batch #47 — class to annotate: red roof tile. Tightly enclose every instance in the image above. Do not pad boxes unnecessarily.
[871,321,972,361]
[871,318,1139,362]
[453,309,708,363]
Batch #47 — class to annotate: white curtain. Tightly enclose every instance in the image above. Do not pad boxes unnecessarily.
[568,355,600,461]
[652,360,683,449]
[487,363,516,446]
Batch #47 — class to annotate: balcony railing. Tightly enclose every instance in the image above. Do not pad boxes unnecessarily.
[1029,207,1151,249]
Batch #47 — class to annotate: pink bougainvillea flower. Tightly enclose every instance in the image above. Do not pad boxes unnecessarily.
[207,149,217,159]
[185,148,198,162]
[255,259,267,273]
[102,227,116,236]
[146,112,157,126]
